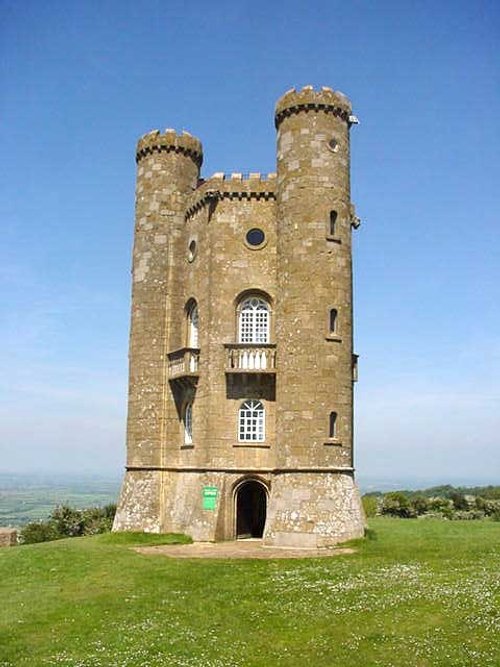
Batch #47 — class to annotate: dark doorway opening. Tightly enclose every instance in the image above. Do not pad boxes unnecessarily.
[236,481,267,538]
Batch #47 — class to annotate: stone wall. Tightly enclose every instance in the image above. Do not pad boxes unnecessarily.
[0,528,18,547]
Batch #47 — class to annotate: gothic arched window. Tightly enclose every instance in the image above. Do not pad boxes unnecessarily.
[238,297,269,344]
[238,400,265,442]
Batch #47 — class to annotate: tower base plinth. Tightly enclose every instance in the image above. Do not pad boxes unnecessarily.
[264,472,365,548]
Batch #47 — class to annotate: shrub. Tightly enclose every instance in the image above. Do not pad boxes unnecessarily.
[20,521,58,544]
[51,505,85,537]
[380,492,416,518]
[450,492,469,511]
[428,497,453,514]
[20,504,116,544]
[362,495,378,518]
[490,507,500,522]
[450,510,485,521]
[410,495,429,515]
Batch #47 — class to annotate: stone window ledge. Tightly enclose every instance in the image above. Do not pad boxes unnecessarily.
[180,445,195,450]
[233,443,271,449]
[325,334,342,343]
[325,235,341,244]
[324,439,342,447]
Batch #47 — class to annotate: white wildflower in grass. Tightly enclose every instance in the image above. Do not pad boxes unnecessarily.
[2,519,500,666]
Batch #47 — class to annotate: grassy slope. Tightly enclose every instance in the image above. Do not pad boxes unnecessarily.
[1,520,499,667]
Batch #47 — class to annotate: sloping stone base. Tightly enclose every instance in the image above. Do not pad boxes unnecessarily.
[113,470,162,533]
[264,472,365,548]
[114,468,364,548]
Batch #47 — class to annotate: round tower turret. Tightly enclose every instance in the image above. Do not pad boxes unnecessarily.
[262,85,365,546]
[114,130,203,532]
[275,85,355,467]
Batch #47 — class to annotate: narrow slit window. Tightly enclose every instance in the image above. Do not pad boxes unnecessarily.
[329,210,338,237]
[183,402,193,445]
[329,411,337,439]
[188,303,199,348]
[329,308,338,334]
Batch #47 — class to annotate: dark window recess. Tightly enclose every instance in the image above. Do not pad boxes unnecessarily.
[329,411,337,438]
[329,309,338,333]
[329,211,337,237]
[246,228,265,246]
[328,138,338,152]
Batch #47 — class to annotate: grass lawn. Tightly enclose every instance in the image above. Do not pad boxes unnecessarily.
[1,518,499,666]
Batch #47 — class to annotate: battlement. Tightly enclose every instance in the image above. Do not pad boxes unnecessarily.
[136,129,203,167]
[275,85,353,129]
[186,172,277,219]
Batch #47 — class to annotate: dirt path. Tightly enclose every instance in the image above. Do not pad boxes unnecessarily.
[134,539,355,559]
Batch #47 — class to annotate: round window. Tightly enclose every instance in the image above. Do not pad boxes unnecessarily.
[327,138,339,153]
[188,239,197,262]
[246,228,265,247]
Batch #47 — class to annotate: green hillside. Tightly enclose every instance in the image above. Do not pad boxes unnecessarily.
[1,519,499,666]
[0,474,120,527]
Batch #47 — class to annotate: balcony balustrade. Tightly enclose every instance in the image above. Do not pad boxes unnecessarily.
[225,343,277,373]
[167,347,200,383]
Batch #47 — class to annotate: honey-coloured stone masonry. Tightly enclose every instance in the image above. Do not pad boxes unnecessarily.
[113,86,365,546]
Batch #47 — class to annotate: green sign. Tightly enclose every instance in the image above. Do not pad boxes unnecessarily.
[202,486,218,511]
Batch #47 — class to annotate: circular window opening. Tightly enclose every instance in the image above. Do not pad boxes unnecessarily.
[246,228,265,247]
[327,138,339,153]
[188,239,197,262]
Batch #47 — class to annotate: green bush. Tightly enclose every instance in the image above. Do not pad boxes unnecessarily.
[490,507,500,522]
[450,510,485,521]
[362,495,378,518]
[20,521,58,544]
[410,495,429,515]
[380,492,416,518]
[20,504,116,544]
[450,492,469,511]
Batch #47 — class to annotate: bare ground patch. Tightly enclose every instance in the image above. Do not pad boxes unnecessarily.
[134,539,355,559]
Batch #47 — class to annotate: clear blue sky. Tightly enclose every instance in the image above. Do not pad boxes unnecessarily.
[1,0,499,485]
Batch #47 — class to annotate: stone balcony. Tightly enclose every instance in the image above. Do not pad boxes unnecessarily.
[224,343,277,374]
[167,347,200,384]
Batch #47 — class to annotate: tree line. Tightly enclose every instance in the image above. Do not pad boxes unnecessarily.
[363,485,500,520]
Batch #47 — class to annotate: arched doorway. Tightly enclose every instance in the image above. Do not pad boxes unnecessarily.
[235,480,267,538]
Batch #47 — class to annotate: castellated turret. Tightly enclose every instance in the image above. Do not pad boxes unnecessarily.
[114,87,365,545]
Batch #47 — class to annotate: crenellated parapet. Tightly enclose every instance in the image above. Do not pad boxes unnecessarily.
[185,172,276,219]
[136,129,203,168]
[275,85,354,129]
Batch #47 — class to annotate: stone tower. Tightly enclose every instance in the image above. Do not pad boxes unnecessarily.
[114,86,365,546]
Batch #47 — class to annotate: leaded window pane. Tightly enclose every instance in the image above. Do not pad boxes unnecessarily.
[189,304,199,348]
[238,399,265,442]
[238,298,269,344]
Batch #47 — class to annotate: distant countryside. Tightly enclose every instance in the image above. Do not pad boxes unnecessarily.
[1,474,500,665]
[0,473,120,527]
[1,473,500,529]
